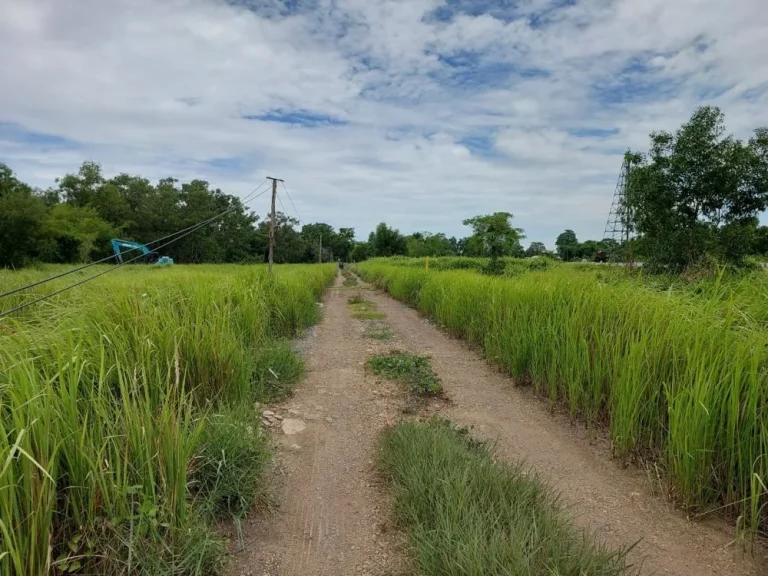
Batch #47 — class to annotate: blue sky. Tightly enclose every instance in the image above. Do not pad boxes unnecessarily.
[1,0,767,248]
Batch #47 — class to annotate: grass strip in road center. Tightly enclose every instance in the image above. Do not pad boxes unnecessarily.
[379,418,632,576]
[347,295,386,319]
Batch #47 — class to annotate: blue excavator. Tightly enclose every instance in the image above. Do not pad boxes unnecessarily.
[110,239,174,265]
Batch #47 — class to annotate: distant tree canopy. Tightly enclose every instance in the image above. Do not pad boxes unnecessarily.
[626,106,768,271]
[0,161,359,267]
[552,231,617,262]
[462,212,524,260]
[555,229,579,261]
[368,222,407,257]
[405,232,458,258]
[524,241,548,257]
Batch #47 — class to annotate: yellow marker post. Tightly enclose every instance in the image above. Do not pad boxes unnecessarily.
[425,256,429,272]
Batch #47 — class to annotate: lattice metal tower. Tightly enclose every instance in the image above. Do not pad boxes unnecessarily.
[603,153,634,247]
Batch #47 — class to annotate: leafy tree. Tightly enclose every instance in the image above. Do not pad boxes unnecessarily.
[626,106,768,271]
[57,161,105,207]
[577,240,602,260]
[256,212,306,264]
[302,223,336,262]
[39,204,117,263]
[368,223,407,257]
[350,241,371,262]
[332,228,355,262]
[0,164,47,267]
[524,241,548,257]
[462,235,485,257]
[753,225,768,256]
[406,232,456,257]
[462,212,524,261]
[555,229,579,261]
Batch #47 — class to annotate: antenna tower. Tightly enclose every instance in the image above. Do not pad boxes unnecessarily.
[603,153,634,260]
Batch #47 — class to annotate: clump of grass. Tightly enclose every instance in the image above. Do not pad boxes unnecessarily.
[367,352,441,395]
[379,418,630,575]
[251,342,305,401]
[363,321,393,341]
[341,269,358,287]
[348,295,385,320]
[190,406,271,520]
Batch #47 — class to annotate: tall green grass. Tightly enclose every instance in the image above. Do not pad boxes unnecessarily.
[356,260,768,534]
[379,418,630,575]
[0,263,335,575]
[385,255,558,275]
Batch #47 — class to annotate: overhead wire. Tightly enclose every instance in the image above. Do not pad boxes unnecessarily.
[0,181,272,319]
[0,179,270,302]
[280,180,303,225]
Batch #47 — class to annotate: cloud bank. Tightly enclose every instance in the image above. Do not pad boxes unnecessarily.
[1,0,766,246]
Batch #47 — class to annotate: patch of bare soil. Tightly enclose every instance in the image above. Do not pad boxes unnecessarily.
[365,286,761,576]
[228,277,409,576]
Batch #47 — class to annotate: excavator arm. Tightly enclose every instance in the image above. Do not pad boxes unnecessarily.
[110,239,155,264]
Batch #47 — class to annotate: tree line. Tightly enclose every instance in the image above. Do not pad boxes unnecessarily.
[3,105,767,272]
[0,161,538,269]
[0,161,361,268]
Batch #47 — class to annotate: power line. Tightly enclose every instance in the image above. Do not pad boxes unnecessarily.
[0,179,270,302]
[277,192,289,218]
[0,181,272,319]
[280,180,303,225]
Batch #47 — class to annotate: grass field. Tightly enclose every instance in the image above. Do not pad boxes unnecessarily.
[355,258,768,534]
[0,263,336,575]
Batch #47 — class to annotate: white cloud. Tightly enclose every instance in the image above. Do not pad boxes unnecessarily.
[0,0,767,247]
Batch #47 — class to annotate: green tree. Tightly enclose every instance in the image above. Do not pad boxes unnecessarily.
[302,223,336,262]
[256,212,306,263]
[57,161,105,207]
[405,232,456,257]
[462,213,524,261]
[753,225,768,256]
[39,204,117,263]
[0,163,47,267]
[368,223,407,257]
[350,241,371,262]
[555,230,579,261]
[524,241,548,257]
[332,228,355,262]
[626,106,768,271]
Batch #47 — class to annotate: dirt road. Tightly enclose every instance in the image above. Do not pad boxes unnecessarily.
[229,277,409,576]
[232,274,759,576]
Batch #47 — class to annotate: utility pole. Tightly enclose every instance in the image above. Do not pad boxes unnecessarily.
[266,177,283,274]
[318,235,322,264]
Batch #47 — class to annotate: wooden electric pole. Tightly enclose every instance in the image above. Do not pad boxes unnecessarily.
[319,235,322,264]
[266,177,283,274]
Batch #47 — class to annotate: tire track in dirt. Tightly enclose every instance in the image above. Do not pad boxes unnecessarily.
[228,276,408,576]
[364,285,760,576]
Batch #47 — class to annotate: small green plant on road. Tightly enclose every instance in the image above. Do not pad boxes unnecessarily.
[363,322,393,341]
[366,352,441,395]
[348,295,385,320]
